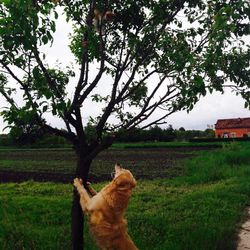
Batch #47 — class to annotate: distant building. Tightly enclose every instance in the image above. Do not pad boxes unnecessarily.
[215,117,250,138]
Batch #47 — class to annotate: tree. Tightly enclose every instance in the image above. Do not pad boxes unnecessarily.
[0,0,249,249]
[149,125,163,141]
[179,127,185,132]
[204,128,215,138]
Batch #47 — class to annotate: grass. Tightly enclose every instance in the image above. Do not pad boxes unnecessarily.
[112,141,222,149]
[1,142,250,249]
[0,182,72,249]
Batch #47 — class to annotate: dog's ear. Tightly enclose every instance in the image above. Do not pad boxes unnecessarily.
[115,163,122,171]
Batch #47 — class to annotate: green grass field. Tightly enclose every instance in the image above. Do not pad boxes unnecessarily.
[0,142,250,249]
[112,141,222,149]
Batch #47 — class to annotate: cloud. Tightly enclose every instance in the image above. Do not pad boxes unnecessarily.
[165,91,250,130]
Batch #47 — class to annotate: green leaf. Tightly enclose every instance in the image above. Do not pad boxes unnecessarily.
[54,11,59,20]
[42,35,49,44]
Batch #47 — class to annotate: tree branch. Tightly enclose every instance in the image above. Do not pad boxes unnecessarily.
[33,48,60,97]
[0,88,18,109]
[123,79,176,130]
[139,109,176,130]
[0,60,40,112]
[41,123,78,145]
[78,35,106,104]
[63,0,86,27]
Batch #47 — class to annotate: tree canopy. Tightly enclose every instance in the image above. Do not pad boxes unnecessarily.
[1,1,250,249]
[0,0,249,151]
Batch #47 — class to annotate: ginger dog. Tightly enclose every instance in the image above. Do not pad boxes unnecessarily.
[73,164,138,250]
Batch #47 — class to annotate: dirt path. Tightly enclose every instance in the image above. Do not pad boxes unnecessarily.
[237,207,250,250]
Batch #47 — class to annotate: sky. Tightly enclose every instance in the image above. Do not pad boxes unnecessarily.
[0,9,249,133]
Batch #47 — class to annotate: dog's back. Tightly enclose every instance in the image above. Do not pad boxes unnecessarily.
[74,168,138,249]
[88,169,137,249]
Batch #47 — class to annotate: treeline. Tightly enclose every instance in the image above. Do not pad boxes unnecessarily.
[0,125,215,147]
[0,133,69,148]
[116,126,215,142]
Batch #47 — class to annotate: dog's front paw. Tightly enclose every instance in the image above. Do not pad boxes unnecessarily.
[73,178,81,188]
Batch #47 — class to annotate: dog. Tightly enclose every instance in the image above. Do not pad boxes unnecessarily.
[73,164,138,250]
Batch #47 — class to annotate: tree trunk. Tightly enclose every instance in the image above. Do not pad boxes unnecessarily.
[71,152,92,250]
[71,188,84,250]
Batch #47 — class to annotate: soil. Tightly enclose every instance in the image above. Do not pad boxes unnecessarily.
[0,146,216,183]
[0,169,181,183]
[0,170,111,183]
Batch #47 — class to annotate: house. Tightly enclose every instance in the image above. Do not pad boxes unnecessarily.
[215,117,250,138]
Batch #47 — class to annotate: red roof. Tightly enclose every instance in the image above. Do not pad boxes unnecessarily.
[215,117,250,129]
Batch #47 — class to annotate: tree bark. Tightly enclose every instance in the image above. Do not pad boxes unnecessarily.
[71,188,84,250]
[71,151,92,250]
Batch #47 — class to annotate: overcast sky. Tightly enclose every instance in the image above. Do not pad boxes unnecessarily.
[0,10,249,133]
